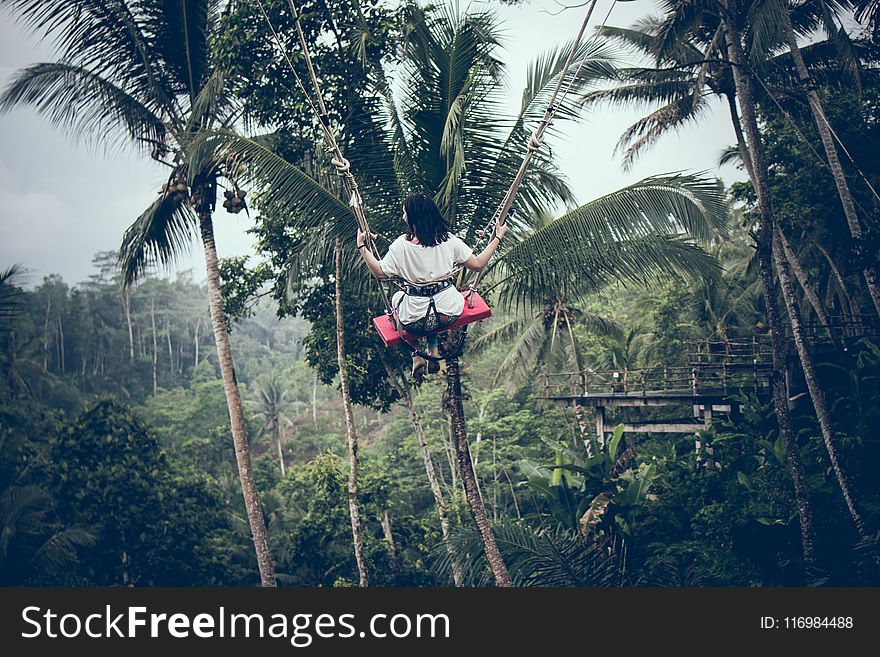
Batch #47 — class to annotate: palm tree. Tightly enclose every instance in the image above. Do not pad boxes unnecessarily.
[0,0,277,585]
[584,4,825,563]
[715,0,872,553]
[754,0,880,317]
[378,350,464,586]
[196,1,725,586]
[249,375,290,476]
[433,521,624,587]
[855,0,880,43]
[334,238,369,587]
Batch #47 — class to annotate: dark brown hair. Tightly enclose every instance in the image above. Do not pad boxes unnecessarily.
[404,193,451,247]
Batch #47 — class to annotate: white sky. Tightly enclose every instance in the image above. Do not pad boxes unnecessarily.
[0,0,745,287]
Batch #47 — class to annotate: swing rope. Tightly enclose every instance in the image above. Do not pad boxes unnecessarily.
[467,0,615,307]
[255,0,393,314]
[254,0,617,345]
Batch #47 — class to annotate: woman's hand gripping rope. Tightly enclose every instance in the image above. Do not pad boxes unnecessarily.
[356,229,377,250]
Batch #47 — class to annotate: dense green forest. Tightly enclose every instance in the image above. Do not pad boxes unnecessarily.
[2,0,880,587]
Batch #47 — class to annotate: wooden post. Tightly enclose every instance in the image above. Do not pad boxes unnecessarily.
[595,406,606,448]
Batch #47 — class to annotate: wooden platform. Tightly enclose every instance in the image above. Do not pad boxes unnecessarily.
[542,388,765,408]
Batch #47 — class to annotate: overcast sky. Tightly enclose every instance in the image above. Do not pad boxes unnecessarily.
[0,0,745,288]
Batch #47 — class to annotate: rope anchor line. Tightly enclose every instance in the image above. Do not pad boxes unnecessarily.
[255,0,619,323]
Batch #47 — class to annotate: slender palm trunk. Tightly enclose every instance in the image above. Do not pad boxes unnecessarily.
[312,372,318,430]
[123,294,134,361]
[727,91,830,334]
[445,355,512,586]
[165,314,174,374]
[150,297,158,394]
[772,235,871,544]
[381,511,396,557]
[776,227,831,335]
[780,11,880,317]
[379,353,463,586]
[57,315,64,374]
[335,240,368,587]
[194,318,201,368]
[43,297,51,371]
[199,207,277,587]
[271,414,285,477]
[816,242,855,322]
[721,10,816,562]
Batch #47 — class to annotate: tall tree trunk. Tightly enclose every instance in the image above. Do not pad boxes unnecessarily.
[816,242,855,323]
[379,352,463,586]
[165,314,174,376]
[772,234,871,541]
[780,10,880,317]
[150,297,158,395]
[123,293,134,361]
[727,91,832,335]
[381,511,395,557]
[776,227,832,335]
[57,315,64,374]
[445,355,512,587]
[43,297,51,370]
[312,371,318,430]
[721,9,816,563]
[271,413,285,477]
[335,240,368,587]
[199,207,277,587]
[194,318,201,368]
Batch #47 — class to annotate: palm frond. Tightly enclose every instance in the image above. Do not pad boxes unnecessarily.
[432,520,623,587]
[496,233,721,310]
[0,265,26,328]
[30,527,97,574]
[468,314,534,354]
[491,314,548,388]
[576,311,625,340]
[118,191,199,287]
[748,0,791,64]
[854,0,880,43]
[0,0,179,119]
[146,0,213,100]
[0,62,165,154]
[187,69,239,131]
[719,144,744,168]
[616,91,713,170]
[526,173,729,249]
[186,129,355,235]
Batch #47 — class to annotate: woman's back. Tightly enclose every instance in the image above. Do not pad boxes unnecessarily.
[380,234,473,284]
[381,234,473,324]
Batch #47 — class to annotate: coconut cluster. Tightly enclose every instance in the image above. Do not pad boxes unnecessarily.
[162,179,190,204]
[223,189,247,214]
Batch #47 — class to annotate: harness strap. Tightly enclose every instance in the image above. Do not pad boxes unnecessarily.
[406,278,455,297]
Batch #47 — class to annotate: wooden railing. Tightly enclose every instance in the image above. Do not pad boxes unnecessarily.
[539,362,772,398]
[686,338,772,366]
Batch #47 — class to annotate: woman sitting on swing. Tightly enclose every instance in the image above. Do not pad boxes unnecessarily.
[358,193,507,379]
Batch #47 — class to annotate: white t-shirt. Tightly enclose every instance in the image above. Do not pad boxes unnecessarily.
[380,234,474,324]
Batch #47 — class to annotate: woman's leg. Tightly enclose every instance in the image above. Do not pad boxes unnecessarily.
[426,333,441,374]
[411,338,427,379]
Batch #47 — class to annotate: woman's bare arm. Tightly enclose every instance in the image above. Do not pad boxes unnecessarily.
[357,231,387,278]
[463,222,508,272]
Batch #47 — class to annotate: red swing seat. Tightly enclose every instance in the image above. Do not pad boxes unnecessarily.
[373,291,492,347]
